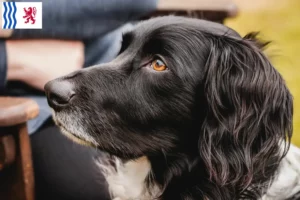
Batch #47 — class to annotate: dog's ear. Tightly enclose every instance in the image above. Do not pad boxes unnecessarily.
[199,32,293,197]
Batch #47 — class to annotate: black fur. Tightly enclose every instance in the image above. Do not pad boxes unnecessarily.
[45,16,293,199]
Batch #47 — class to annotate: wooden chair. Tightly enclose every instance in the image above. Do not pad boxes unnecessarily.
[0,97,39,200]
[0,1,237,200]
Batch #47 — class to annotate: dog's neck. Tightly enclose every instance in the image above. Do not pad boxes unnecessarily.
[98,155,161,200]
[99,152,204,200]
[148,153,204,199]
[98,151,206,200]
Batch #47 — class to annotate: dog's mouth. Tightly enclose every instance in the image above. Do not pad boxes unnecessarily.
[53,117,97,147]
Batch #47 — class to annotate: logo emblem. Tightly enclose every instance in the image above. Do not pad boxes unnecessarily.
[1,2,42,29]
[23,7,36,24]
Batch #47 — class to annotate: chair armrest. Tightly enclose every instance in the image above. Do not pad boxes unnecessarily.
[0,97,39,127]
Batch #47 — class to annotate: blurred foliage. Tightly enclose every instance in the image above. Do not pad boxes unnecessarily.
[225,0,300,146]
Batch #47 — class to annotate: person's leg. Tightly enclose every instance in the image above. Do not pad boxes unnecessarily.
[30,119,110,200]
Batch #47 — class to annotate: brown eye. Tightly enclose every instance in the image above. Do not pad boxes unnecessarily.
[151,59,167,71]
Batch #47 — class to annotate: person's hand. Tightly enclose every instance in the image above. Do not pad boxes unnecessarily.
[6,40,84,90]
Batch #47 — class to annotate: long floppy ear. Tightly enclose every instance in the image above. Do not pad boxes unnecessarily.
[199,32,293,198]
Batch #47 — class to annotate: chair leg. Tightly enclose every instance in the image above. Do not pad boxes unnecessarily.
[0,124,35,200]
[15,123,35,200]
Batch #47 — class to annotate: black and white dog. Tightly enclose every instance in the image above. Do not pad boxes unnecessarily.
[45,16,300,200]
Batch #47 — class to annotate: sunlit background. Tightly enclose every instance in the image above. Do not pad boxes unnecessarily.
[226,0,300,146]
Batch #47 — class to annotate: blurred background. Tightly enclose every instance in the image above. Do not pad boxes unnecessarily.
[0,1,299,199]
[226,0,300,146]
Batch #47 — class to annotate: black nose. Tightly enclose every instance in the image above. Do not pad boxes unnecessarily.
[44,80,75,109]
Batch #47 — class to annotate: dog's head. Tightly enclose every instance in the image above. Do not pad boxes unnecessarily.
[45,16,293,196]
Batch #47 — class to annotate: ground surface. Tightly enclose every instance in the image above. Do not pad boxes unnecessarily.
[225,0,300,146]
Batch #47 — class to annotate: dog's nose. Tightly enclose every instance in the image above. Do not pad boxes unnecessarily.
[44,80,75,109]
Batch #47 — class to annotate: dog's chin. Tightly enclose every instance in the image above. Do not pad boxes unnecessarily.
[60,125,96,147]
[52,116,97,148]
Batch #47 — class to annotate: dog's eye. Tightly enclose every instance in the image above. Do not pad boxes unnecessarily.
[151,59,167,71]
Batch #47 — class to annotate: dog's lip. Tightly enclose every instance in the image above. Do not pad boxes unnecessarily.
[55,119,95,146]
[56,120,78,139]
[60,124,81,140]
[55,119,66,130]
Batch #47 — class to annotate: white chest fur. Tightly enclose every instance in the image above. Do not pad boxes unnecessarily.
[262,144,300,200]
[97,156,160,200]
